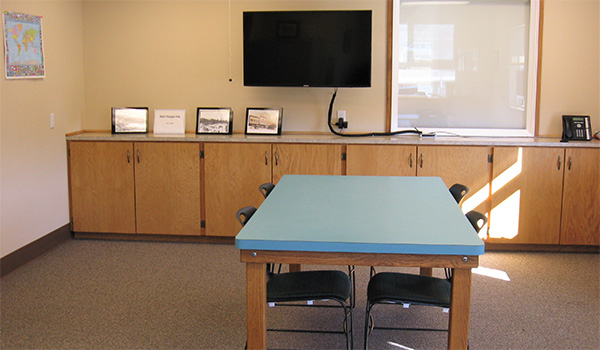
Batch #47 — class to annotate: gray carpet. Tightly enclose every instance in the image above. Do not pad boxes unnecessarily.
[1,240,599,349]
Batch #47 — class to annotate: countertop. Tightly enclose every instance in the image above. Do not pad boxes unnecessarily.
[66,131,600,148]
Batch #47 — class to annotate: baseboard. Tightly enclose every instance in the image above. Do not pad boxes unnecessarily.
[1,224,72,278]
[73,231,234,245]
[485,242,600,253]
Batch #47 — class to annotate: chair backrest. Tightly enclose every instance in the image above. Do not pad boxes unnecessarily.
[237,205,277,277]
[259,183,275,198]
[449,183,470,204]
[445,210,487,281]
[465,210,487,233]
[236,206,257,227]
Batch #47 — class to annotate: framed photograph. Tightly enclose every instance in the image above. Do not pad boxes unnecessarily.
[111,107,149,134]
[3,11,45,79]
[153,108,186,135]
[245,108,283,135]
[196,108,233,134]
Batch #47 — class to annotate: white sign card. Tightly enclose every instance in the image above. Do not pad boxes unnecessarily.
[153,109,186,135]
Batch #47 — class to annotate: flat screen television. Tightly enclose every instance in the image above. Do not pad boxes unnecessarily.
[243,10,372,88]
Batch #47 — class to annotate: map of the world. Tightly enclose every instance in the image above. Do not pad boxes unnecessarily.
[3,11,45,78]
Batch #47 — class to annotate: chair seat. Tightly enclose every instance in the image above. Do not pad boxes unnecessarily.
[267,270,351,303]
[367,272,451,308]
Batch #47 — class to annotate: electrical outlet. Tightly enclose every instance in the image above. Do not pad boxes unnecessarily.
[50,113,55,129]
[335,110,348,129]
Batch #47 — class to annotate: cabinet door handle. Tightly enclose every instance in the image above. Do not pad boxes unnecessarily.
[419,153,424,168]
[265,151,269,166]
[127,149,131,163]
[275,151,279,166]
[409,153,414,168]
[568,155,572,171]
[557,155,561,170]
[137,149,140,163]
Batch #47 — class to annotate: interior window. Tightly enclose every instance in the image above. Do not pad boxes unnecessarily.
[389,0,540,137]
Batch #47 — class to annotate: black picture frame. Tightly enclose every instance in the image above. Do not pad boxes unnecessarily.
[111,107,149,134]
[245,108,283,135]
[196,108,233,134]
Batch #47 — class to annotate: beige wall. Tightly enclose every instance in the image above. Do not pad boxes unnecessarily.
[80,0,600,136]
[1,0,598,258]
[81,0,388,133]
[538,0,599,136]
[1,1,84,257]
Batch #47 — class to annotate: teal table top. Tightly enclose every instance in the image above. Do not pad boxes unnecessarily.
[235,175,485,256]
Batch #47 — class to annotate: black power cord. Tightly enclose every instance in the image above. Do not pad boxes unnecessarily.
[327,89,423,137]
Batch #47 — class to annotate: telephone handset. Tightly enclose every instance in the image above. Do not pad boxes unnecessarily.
[561,115,592,142]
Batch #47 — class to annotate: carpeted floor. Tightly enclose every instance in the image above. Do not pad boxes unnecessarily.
[1,239,599,349]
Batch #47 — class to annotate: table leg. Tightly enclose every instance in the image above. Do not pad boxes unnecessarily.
[246,262,267,350]
[448,268,472,350]
[419,267,433,276]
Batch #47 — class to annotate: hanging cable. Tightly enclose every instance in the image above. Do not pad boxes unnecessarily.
[327,89,423,137]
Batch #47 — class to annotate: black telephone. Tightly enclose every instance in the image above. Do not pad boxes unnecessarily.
[561,115,592,142]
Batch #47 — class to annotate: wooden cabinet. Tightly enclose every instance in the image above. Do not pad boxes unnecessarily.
[204,143,272,237]
[489,147,599,246]
[204,143,343,237]
[348,144,596,246]
[346,145,417,176]
[69,141,136,234]
[489,147,564,244]
[560,148,600,245]
[347,145,492,215]
[69,141,201,236]
[134,142,201,235]
[416,146,492,215]
[272,144,343,183]
[68,137,598,247]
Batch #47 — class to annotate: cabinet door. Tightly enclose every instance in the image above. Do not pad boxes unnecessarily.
[346,145,417,176]
[560,148,600,245]
[416,146,492,215]
[134,142,201,235]
[489,147,564,244]
[69,141,136,233]
[204,143,272,237]
[272,144,343,183]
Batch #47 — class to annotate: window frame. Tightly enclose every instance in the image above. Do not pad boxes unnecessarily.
[387,0,542,137]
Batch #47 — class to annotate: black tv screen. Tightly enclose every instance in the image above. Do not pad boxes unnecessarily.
[243,10,372,88]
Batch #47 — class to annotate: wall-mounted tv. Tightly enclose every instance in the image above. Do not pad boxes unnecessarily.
[243,10,372,88]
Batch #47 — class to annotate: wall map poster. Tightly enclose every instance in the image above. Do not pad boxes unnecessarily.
[3,11,45,79]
